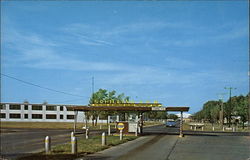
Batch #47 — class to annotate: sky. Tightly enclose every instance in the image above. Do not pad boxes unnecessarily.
[1,1,249,114]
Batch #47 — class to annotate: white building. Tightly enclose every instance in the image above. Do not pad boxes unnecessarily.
[0,103,85,122]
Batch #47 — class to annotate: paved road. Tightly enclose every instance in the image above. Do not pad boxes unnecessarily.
[81,125,250,160]
[0,128,74,159]
[0,128,109,160]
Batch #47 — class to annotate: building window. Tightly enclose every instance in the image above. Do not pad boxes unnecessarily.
[46,114,57,119]
[67,115,74,119]
[24,105,28,110]
[67,107,74,111]
[32,106,42,110]
[0,113,6,118]
[60,106,64,111]
[60,115,63,119]
[46,106,56,111]
[32,114,42,119]
[9,105,21,110]
[24,114,28,119]
[0,104,6,110]
[10,114,21,119]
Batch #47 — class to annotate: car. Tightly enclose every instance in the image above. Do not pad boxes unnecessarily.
[166,120,176,127]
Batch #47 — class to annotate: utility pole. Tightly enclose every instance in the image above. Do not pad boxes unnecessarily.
[217,93,226,128]
[224,87,236,127]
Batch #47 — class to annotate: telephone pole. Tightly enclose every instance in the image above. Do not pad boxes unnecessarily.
[224,87,236,126]
[217,93,226,128]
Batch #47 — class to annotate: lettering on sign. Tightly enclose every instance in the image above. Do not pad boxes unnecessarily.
[90,102,162,107]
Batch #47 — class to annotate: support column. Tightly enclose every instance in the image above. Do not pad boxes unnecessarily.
[116,115,119,122]
[85,111,88,129]
[179,111,183,137]
[108,115,110,124]
[74,110,78,133]
[139,112,143,134]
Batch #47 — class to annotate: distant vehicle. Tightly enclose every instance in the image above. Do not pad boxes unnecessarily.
[166,120,176,127]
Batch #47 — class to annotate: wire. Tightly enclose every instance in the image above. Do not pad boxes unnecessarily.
[1,73,86,98]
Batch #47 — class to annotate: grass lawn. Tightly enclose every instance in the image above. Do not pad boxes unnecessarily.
[18,135,137,160]
[183,122,250,132]
[143,121,164,127]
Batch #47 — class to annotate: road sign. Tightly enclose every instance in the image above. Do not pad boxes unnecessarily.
[117,122,125,130]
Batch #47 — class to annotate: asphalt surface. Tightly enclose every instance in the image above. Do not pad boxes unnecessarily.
[0,128,109,160]
[0,128,73,159]
[81,125,250,160]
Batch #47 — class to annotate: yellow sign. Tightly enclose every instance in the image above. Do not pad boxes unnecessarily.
[117,123,125,130]
[90,102,162,107]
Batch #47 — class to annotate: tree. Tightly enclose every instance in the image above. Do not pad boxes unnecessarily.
[88,89,130,126]
[194,93,249,127]
[167,114,178,120]
[232,94,249,128]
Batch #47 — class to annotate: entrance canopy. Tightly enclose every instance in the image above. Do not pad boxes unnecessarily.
[67,105,189,112]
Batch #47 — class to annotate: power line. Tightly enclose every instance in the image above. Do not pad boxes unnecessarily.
[1,73,86,98]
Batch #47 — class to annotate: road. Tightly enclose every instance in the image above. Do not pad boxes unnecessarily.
[0,128,109,160]
[0,128,73,159]
[81,125,250,160]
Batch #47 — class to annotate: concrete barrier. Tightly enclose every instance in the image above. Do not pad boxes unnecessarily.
[45,136,51,154]
[102,132,106,146]
[86,128,89,139]
[71,136,77,154]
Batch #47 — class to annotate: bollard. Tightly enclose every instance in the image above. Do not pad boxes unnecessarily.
[45,136,51,154]
[86,128,89,139]
[223,126,225,131]
[71,132,74,140]
[194,126,197,131]
[71,136,77,154]
[102,132,106,146]
[202,126,204,131]
[120,130,123,140]
[190,126,193,130]
[108,125,111,135]
[212,126,215,131]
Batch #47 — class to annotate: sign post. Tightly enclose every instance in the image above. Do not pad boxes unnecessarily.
[117,122,124,140]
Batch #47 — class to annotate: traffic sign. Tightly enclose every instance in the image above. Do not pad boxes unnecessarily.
[117,122,125,130]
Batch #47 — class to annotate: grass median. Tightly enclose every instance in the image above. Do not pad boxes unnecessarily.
[18,135,137,160]
[183,123,250,132]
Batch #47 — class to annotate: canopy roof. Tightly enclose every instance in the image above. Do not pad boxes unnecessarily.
[66,106,189,112]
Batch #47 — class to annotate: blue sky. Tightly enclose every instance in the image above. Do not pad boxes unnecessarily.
[1,1,249,113]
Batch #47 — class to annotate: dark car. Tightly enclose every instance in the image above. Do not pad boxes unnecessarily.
[166,120,176,127]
